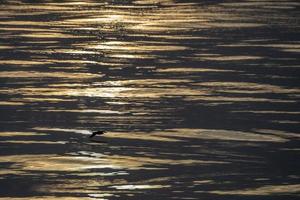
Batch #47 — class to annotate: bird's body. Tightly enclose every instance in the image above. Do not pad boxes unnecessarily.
[90,131,105,138]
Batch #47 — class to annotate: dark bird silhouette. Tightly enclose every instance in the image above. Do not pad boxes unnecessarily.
[90,131,106,138]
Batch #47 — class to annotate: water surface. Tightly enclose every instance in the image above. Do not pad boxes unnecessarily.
[0,0,300,199]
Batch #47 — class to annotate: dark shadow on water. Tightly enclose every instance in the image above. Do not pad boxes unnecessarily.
[89,139,108,144]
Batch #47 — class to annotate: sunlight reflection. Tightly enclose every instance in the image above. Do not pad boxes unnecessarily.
[0,0,299,199]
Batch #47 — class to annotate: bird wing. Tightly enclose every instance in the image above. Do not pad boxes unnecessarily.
[90,132,97,138]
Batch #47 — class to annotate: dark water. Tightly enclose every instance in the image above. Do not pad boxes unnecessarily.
[0,0,300,199]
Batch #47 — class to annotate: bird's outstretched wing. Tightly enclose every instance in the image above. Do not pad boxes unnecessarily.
[89,132,97,138]
[89,131,105,138]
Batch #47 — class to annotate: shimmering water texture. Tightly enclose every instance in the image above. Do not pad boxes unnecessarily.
[0,0,300,199]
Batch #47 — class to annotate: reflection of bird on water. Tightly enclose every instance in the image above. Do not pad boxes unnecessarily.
[89,131,106,138]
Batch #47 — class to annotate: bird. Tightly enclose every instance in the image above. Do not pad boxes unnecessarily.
[89,130,106,138]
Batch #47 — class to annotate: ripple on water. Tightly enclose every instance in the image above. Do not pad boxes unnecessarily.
[0,0,299,199]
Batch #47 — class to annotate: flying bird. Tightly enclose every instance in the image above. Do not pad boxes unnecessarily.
[89,130,106,138]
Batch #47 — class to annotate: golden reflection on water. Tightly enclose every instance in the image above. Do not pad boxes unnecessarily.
[0,132,47,136]
[0,128,291,177]
[0,71,103,79]
[0,85,208,99]
[0,127,298,199]
[0,101,25,106]
[2,78,298,105]
[93,128,292,143]
[0,0,299,199]
[0,60,52,65]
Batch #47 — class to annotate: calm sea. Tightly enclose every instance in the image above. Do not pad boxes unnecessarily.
[0,0,299,199]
